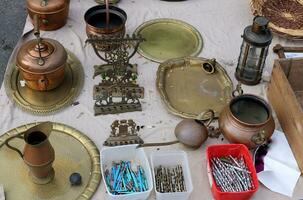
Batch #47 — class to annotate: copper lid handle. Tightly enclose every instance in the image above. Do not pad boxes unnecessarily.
[33,15,45,66]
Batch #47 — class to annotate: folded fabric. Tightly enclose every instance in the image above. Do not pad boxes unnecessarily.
[257,130,301,197]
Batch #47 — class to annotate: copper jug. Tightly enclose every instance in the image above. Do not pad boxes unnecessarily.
[16,15,67,91]
[5,122,55,185]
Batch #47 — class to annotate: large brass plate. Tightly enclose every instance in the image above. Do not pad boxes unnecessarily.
[157,57,233,120]
[0,122,101,200]
[134,18,203,63]
[4,51,84,115]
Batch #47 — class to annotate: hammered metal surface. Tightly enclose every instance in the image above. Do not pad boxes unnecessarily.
[134,18,203,63]
[4,51,84,115]
[0,122,101,200]
[156,57,233,120]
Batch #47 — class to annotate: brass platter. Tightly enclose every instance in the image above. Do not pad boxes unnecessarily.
[157,57,233,120]
[134,18,203,63]
[4,51,84,115]
[0,122,101,200]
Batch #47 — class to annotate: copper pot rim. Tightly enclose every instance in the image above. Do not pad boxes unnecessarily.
[27,7,67,15]
[18,63,66,75]
[227,94,273,127]
[84,4,127,33]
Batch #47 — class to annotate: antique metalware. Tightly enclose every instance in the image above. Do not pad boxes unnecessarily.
[251,0,303,39]
[267,58,303,173]
[69,173,82,186]
[86,34,145,115]
[218,94,275,149]
[5,122,55,185]
[157,57,233,120]
[17,17,67,91]
[5,50,84,115]
[155,165,186,193]
[134,18,203,62]
[0,122,101,200]
[104,119,144,146]
[235,16,272,85]
[27,0,70,31]
[273,44,303,59]
[85,4,127,51]
[138,110,217,149]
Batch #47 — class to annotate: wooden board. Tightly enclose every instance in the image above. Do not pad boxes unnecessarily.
[268,59,303,173]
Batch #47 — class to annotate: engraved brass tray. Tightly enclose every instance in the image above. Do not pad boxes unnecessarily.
[0,122,101,200]
[134,18,203,63]
[4,51,84,115]
[157,57,233,120]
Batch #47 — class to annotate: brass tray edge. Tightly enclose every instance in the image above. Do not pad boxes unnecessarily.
[134,18,203,63]
[4,50,84,116]
[156,57,233,120]
[0,122,101,200]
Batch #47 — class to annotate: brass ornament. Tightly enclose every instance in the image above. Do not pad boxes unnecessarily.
[86,34,145,115]
[4,50,84,115]
[104,119,144,146]
[0,122,101,200]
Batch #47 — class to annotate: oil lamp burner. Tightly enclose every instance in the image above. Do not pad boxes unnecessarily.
[235,16,272,85]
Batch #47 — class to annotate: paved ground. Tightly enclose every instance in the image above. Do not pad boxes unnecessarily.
[0,0,27,85]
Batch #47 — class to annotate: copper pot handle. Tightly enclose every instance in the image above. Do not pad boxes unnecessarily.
[38,76,49,90]
[5,134,24,158]
[232,83,243,97]
[251,130,267,145]
[33,15,45,66]
[197,109,215,127]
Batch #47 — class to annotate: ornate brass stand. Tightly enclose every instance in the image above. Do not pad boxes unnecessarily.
[86,34,145,115]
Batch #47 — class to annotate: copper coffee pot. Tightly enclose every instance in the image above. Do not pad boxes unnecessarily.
[16,15,67,91]
[5,122,55,185]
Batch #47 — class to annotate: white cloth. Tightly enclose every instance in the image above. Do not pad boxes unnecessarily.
[258,130,301,197]
[0,185,4,200]
[1,0,303,199]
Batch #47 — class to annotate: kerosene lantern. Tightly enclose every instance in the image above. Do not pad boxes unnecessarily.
[235,16,272,85]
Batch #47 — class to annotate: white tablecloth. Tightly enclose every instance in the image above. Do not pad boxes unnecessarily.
[1,0,303,199]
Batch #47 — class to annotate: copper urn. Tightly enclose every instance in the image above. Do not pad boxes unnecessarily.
[5,122,55,185]
[219,94,275,149]
[27,0,70,31]
[16,20,67,91]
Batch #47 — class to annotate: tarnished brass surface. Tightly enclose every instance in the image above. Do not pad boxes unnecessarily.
[134,18,203,63]
[5,51,84,115]
[0,122,101,200]
[156,57,233,120]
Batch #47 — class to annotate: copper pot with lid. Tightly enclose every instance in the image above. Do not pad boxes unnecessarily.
[17,16,67,91]
[27,0,70,31]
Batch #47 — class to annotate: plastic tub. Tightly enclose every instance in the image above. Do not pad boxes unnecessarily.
[150,151,193,200]
[206,144,259,200]
[100,145,153,200]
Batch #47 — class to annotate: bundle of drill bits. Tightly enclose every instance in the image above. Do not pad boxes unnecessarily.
[211,156,255,192]
[154,165,186,193]
[104,161,149,195]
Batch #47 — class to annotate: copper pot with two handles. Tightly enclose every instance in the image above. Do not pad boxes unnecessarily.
[218,93,275,149]
[27,0,70,31]
[16,15,67,91]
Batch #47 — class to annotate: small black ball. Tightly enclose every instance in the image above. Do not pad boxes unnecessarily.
[69,173,82,186]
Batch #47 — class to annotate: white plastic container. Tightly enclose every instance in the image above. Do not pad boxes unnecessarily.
[100,145,153,200]
[150,151,193,200]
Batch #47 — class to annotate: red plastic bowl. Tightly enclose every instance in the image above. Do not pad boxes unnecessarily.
[206,144,259,200]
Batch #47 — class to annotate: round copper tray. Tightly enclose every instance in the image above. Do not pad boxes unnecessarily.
[0,122,101,200]
[4,51,84,115]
